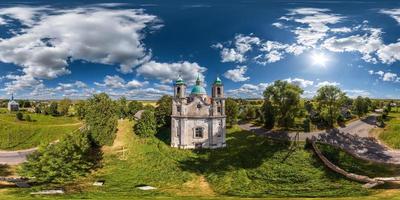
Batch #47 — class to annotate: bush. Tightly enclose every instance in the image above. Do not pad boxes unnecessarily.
[18,132,96,183]
[25,115,32,122]
[134,110,157,137]
[16,112,23,121]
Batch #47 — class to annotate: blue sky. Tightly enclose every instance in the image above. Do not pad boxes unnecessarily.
[0,0,399,100]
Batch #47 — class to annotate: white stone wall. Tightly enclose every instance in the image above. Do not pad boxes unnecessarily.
[171,95,226,149]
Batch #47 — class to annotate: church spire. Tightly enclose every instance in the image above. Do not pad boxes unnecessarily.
[195,74,201,85]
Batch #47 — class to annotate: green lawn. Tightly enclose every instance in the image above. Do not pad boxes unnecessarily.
[0,109,82,150]
[379,112,400,149]
[2,120,400,199]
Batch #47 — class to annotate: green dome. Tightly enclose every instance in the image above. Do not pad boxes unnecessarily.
[175,76,185,85]
[191,85,207,95]
[214,77,222,85]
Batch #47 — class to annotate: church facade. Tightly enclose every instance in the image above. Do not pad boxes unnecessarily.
[171,76,226,149]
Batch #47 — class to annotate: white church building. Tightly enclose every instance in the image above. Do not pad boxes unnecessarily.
[7,94,19,112]
[171,75,226,149]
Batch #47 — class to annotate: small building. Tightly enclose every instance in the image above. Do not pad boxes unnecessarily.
[7,94,19,112]
[171,75,226,149]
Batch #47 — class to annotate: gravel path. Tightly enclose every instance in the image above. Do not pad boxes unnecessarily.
[0,148,37,165]
[239,116,400,164]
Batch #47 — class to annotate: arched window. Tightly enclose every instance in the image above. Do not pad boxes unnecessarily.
[177,87,181,96]
[194,127,204,138]
[217,87,221,95]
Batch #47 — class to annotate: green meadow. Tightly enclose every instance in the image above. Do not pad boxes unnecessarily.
[0,108,82,150]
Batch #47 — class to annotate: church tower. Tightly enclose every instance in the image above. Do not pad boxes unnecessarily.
[174,75,186,99]
[212,77,225,116]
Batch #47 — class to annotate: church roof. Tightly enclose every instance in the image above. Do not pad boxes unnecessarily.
[191,75,206,95]
[8,100,18,105]
[214,77,222,85]
[175,76,185,85]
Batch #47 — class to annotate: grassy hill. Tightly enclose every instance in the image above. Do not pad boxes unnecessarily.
[0,108,82,150]
[3,119,400,199]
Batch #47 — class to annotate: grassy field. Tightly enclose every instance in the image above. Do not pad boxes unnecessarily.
[379,111,400,149]
[2,120,400,199]
[0,108,82,150]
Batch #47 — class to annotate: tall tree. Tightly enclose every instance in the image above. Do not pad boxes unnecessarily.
[75,100,87,120]
[353,96,368,117]
[263,80,303,129]
[225,98,239,127]
[134,110,157,137]
[262,100,275,129]
[155,95,172,128]
[314,86,345,127]
[127,100,143,119]
[117,96,128,119]
[85,93,118,146]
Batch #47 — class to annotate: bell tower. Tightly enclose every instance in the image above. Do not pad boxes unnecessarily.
[212,76,225,116]
[174,75,186,99]
[212,76,224,98]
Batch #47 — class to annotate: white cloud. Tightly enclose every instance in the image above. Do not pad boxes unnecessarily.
[213,34,260,63]
[321,27,382,63]
[286,8,344,47]
[95,75,148,89]
[376,42,400,64]
[330,27,352,33]
[382,72,398,82]
[344,89,371,98]
[226,82,271,98]
[380,8,400,24]
[315,81,340,88]
[0,6,160,93]
[136,61,207,84]
[223,66,250,82]
[284,78,314,88]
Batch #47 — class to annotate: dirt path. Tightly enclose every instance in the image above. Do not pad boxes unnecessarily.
[240,115,400,164]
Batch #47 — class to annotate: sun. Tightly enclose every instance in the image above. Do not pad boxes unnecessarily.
[310,52,329,67]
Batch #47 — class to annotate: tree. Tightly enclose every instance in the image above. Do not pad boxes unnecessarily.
[85,93,118,146]
[117,97,128,119]
[353,96,368,117]
[225,98,239,127]
[134,110,157,137]
[47,102,59,116]
[314,86,345,127]
[262,100,275,129]
[263,80,303,129]
[19,132,95,183]
[127,100,144,119]
[75,100,87,120]
[16,112,23,121]
[155,95,172,128]
[58,98,72,116]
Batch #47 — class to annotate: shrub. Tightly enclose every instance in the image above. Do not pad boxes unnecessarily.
[19,132,96,183]
[134,110,157,137]
[25,115,32,122]
[16,112,23,121]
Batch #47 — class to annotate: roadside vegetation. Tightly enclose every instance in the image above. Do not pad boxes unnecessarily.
[378,106,400,149]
